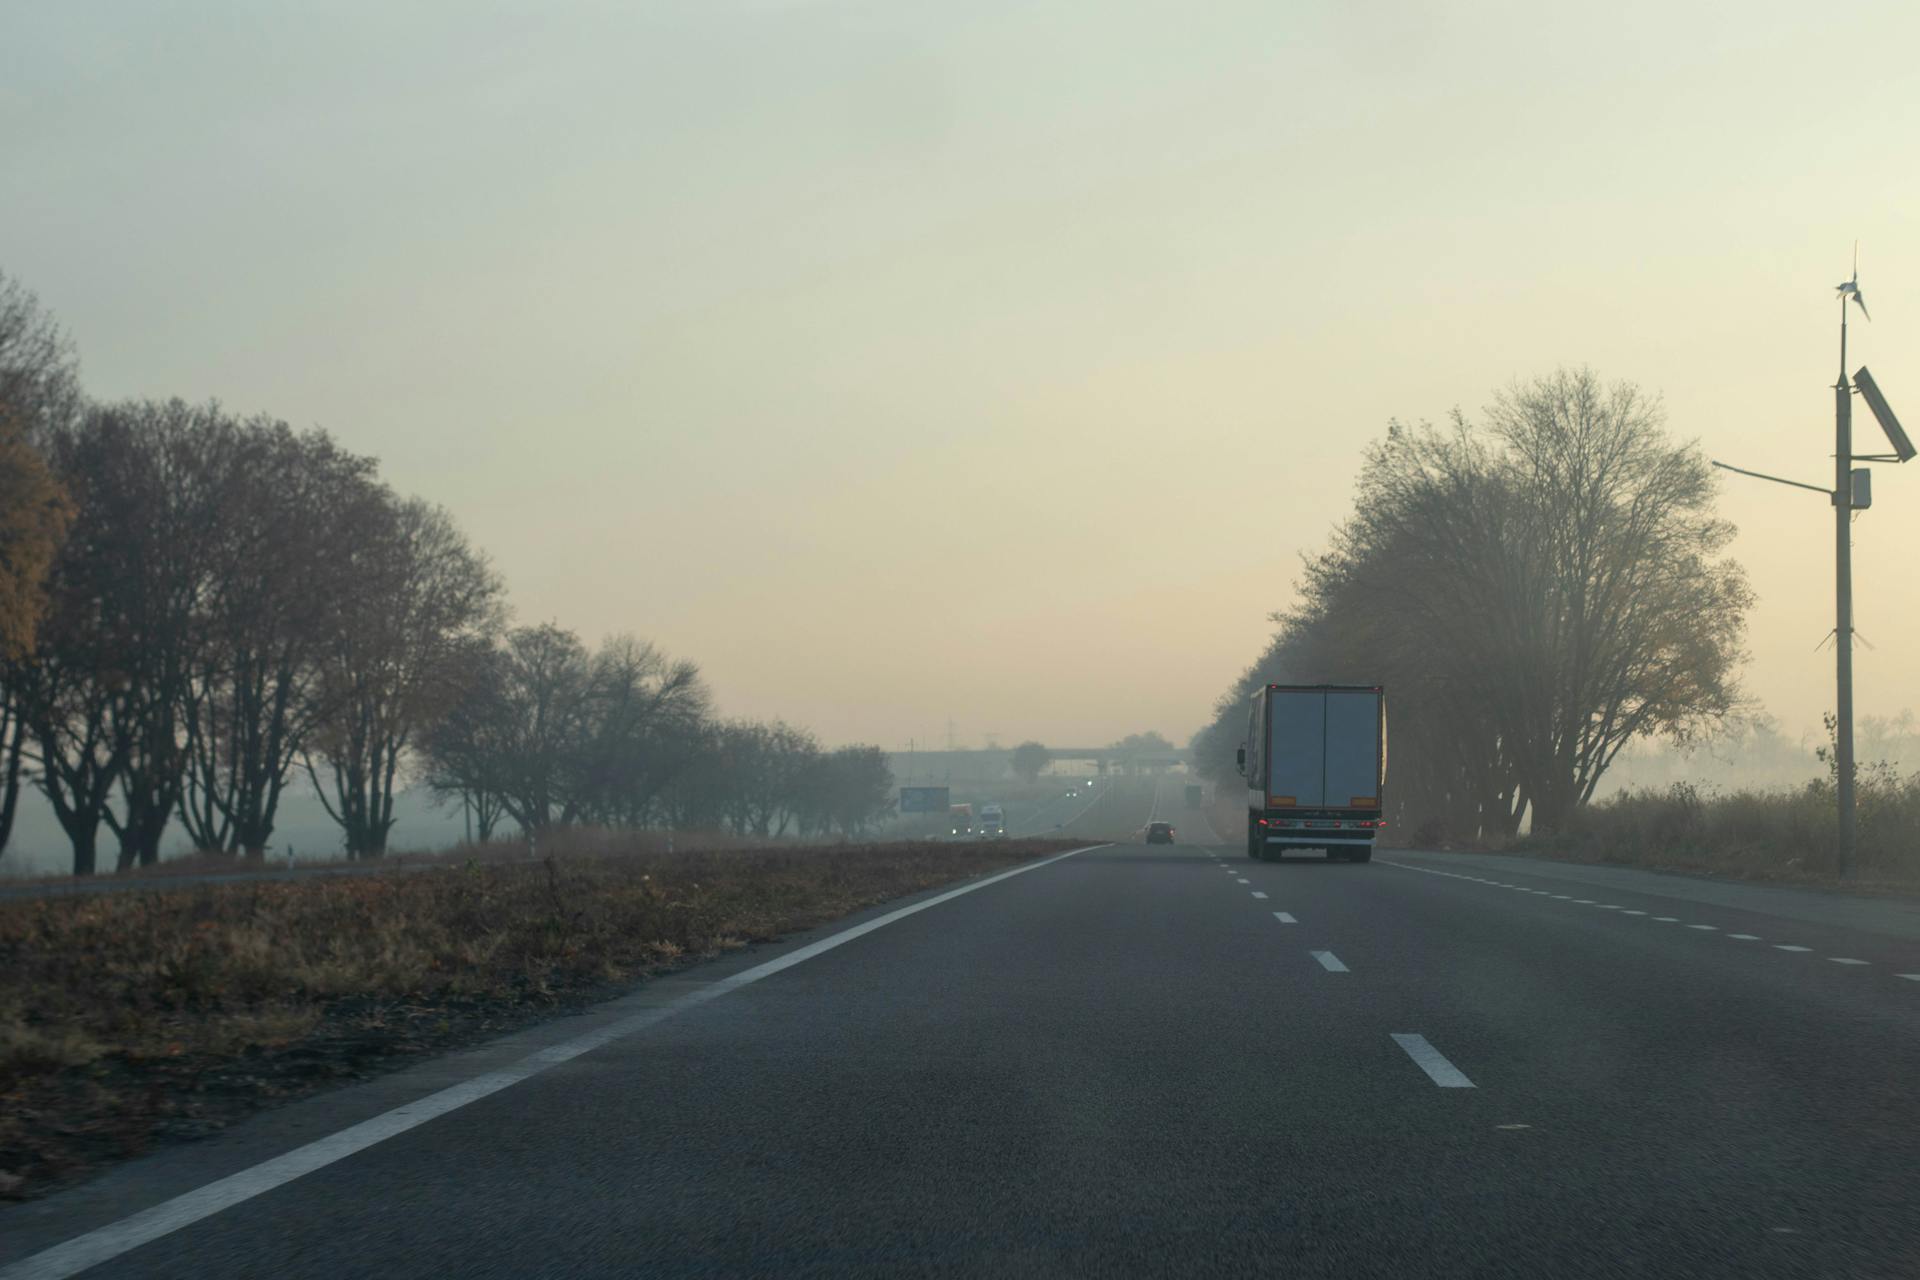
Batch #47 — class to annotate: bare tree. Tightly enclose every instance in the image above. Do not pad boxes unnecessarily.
[13,636,121,877]
[304,497,503,857]
[798,746,895,839]
[0,272,77,862]
[576,635,711,828]
[481,622,599,833]
[419,638,518,842]
[0,270,83,443]
[699,719,817,837]
[17,403,238,870]
[181,423,385,856]
[1195,368,1751,842]
[1010,740,1050,785]
[424,628,714,835]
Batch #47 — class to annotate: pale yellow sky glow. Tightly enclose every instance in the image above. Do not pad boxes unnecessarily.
[6,1,1920,752]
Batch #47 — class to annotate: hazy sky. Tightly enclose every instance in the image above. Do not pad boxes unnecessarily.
[6,1,1920,753]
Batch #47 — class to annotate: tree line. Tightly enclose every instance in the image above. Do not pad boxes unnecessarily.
[421,625,893,842]
[0,270,895,874]
[1192,368,1752,843]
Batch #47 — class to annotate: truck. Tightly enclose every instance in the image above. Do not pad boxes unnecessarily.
[978,804,1006,839]
[1184,784,1204,810]
[949,803,974,838]
[1237,684,1386,863]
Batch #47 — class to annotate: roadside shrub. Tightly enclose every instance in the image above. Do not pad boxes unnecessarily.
[1521,770,1920,886]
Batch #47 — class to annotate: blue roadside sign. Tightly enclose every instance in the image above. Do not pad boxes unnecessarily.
[899,786,950,814]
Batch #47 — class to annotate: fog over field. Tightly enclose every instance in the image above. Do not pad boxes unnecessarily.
[5,3,1920,879]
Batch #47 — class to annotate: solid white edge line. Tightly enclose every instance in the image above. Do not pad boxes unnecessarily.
[1310,950,1349,973]
[0,843,1108,1280]
[1391,1033,1475,1088]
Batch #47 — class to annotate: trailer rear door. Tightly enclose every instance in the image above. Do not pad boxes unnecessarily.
[1324,689,1383,808]
[1266,689,1326,807]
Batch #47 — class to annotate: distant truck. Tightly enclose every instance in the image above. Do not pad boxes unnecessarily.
[1184,784,1204,810]
[949,803,974,838]
[1238,684,1386,863]
[978,804,1006,839]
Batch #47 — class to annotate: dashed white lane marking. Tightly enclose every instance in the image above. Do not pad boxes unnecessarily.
[0,843,1110,1280]
[1391,1033,1475,1088]
[1383,859,1903,982]
[1310,950,1349,973]
[1273,912,1297,924]
[1236,878,1251,885]
[1251,891,1269,900]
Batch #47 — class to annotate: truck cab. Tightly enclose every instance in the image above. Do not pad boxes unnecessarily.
[1238,684,1386,863]
[978,804,1006,839]
[949,803,975,838]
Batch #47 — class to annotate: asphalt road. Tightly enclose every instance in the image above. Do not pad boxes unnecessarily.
[8,780,1920,1278]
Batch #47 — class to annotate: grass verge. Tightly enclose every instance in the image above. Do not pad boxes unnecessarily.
[0,835,1078,1200]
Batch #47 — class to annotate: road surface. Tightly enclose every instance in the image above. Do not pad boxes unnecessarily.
[7,780,1919,1277]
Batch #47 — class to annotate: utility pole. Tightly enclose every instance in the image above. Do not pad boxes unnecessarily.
[1834,288,1857,879]
[1713,250,1911,880]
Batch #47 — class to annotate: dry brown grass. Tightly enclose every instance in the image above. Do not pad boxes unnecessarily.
[0,836,1076,1199]
[0,825,771,887]
[1516,778,1920,894]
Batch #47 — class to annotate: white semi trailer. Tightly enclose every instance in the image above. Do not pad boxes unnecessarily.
[1237,684,1386,863]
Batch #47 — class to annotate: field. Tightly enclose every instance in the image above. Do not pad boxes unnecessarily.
[0,834,1079,1199]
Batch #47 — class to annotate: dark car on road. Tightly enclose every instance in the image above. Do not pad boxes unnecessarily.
[1145,822,1175,844]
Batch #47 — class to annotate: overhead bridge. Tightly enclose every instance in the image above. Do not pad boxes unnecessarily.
[1042,747,1190,772]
